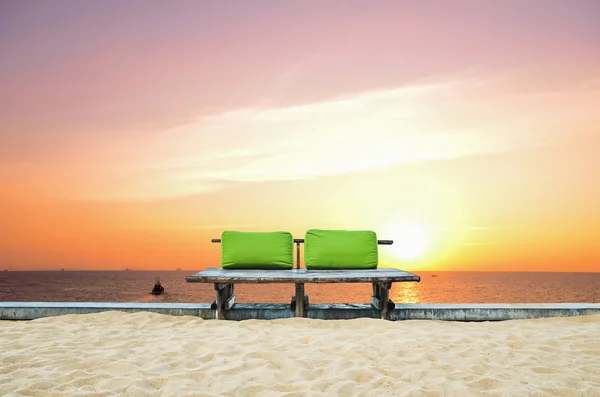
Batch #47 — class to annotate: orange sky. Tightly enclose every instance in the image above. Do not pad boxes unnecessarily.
[1,1,599,271]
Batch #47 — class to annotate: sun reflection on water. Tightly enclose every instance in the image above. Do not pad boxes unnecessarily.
[391,282,422,304]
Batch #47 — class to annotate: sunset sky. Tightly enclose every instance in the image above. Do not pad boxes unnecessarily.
[1,1,599,271]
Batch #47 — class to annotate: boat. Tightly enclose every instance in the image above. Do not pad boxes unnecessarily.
[431,274,438,277]
[151,277,165,295]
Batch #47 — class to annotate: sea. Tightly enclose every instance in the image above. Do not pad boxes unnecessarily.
[1,271,599,304]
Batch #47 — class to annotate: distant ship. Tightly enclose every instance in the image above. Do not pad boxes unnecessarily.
[123,268,132,271]
[151,277,165,295]
[432,274,438,278]
[176,268,182,271]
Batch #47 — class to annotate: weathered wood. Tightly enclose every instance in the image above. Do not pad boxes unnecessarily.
[372,281,393,318]
[215,284,226,319]
[290,295,309,312]
[295,241,301,269]
[295,283,305,317]
[372,281,381,310]
[214,283,234,320]
[196,269,419,320]
[379,282,391,320]
[224,294,235,310]
[187,268,421,284]
[371,296,382,310]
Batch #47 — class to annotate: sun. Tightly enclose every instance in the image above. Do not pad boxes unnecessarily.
[386,222,429,260]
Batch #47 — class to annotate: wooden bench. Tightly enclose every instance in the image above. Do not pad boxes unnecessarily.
[186,266,421,320]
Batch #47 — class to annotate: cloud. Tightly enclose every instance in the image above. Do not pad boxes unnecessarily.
[117,224,253,231]
[84,71,600,200]
[427,226,510,231]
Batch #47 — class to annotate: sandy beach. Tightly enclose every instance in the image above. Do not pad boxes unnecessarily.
[1,312,599,396]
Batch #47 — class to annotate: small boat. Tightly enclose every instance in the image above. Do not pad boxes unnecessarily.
[151,277,165,295]
[431,274,438,278]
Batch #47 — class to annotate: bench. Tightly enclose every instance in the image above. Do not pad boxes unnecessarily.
[186,236,421,320]
[186,267,420,320]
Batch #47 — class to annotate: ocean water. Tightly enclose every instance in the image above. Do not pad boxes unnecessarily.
[1,271,599,304]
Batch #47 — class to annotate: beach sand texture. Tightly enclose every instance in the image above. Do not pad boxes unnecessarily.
[1,312,599,396]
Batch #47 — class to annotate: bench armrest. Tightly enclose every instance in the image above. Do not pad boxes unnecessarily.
[211,238,393,245]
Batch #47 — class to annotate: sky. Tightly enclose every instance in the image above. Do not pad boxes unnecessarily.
[1,0,599,271]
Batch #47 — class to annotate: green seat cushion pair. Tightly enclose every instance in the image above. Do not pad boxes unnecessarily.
[220,230,378,270]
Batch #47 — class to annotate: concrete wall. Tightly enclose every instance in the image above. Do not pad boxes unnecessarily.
[0,302,212,321]
[391,303,600,321]
[2,302,599,321]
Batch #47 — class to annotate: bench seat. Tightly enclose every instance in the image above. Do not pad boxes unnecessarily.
[186,268,420,283]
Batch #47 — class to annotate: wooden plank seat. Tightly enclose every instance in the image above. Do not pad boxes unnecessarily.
[186,267,420,319]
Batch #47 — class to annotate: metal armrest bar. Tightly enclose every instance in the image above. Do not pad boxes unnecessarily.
[210,238,393,245]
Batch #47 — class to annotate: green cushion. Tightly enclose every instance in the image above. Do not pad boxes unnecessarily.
[304,229,378,269]
[221,231,294,269]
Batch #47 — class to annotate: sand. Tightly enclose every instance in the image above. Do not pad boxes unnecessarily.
[1,312,599,397]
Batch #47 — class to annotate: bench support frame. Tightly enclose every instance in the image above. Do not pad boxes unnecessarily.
[191,268,421,321]
[214,283,235,320]
[291,283,308,317]
[371,281,395,320]
[212,280,396,320]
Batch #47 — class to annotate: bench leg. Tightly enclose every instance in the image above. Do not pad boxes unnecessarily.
[371,282,393,320]
[294,283,306,317]
[214,283,235,320]
[372,283,380,306]
[380,282,391,320]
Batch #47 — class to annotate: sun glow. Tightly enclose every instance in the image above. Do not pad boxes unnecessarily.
[387,222,429,260]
